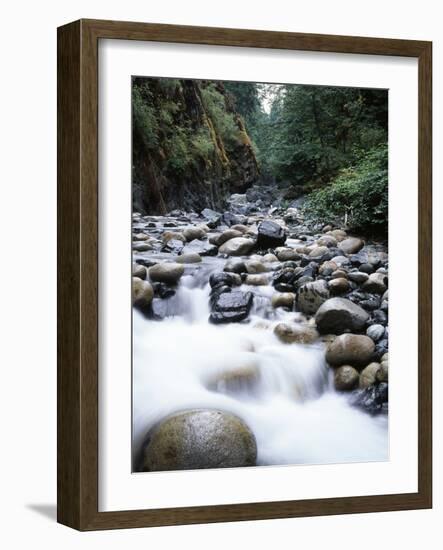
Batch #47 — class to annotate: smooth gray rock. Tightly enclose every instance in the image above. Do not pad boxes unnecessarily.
[315,298,369,334]
[338,237,364,255]
[219,237,255,256]
[141,410,257,471]
[326,334,375,368]
[149,262,184,284]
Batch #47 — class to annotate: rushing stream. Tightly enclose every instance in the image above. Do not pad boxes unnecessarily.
[133,249,388,469]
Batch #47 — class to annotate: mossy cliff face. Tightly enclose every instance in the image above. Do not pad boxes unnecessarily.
[133,78,259,214]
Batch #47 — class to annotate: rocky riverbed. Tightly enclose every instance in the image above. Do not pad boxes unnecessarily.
[132,194,389,472]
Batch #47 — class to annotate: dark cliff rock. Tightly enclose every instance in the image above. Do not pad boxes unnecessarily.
[133,78,259,215]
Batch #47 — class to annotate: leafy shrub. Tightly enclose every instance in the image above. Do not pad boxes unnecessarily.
[191,127,215,161]
[132,85,159,150]
[164,128,192,175]
[303,145,388,231]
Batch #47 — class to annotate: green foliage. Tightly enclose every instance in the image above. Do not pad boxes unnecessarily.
[266,85,388,188]
[201,83,241,150]
[132,84,159,150]
[302,145,388,231]
[191,127,215,161]
[164,127,192,175]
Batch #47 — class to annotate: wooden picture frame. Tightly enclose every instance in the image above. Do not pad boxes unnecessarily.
[57,18,432,530]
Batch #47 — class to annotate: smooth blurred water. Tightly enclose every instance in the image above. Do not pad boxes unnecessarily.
[133,260,388,467]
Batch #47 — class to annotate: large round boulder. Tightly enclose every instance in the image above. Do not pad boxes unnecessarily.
[296,280,330,315]
[326,334,375,368]
[149,262,184,284]
[219,237,255,256]
[315,297,369,334]
[141,410,257,471]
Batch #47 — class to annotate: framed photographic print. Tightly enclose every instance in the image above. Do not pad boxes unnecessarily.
[57,19,432,530]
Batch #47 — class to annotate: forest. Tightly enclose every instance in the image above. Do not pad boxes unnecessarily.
[132,77,388,234]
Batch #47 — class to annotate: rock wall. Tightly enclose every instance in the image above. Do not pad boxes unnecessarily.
[132,79,259,215]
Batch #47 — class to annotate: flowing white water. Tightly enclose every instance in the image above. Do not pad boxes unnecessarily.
[133,259,388,467]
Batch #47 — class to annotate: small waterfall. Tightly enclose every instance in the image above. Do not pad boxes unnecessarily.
[133,267,388,465]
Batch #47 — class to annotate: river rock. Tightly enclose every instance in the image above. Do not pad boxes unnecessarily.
[317,235,338,247]
[276,248,301,262]
[175,252,202,264]
[348,271,369,284]
[210,291,254,324]
[359,262,375,274]
[319,261,338,276]
[271,292,295,309]
[359,362,381,388]
[201,208,222,228]
[262,253,279,262]
[133,241,153,252]
[209,272,240,289]
[352,383,388,414]
[162,231,186,243]
[328,229,347,242]
[328,277,350,295]
[366,324,385,342]
[243,260,266,274]
[362,272,388,294]
[309,246,330,259]
[219,237,255,256]
[162,238,185,254]
[182,239,217,256]
[132,277,154,311]
[296,280,330,315]
[231,224,248,234]
[376,360,389,382]
[338,237,364,254]
[331,269,348,279]
[326,334,375,367]
[315,298,369,334]
[245,274,269,286]
[141,410,257,471]
[133,233,150,241]
[183,226,206,241]
[334,365,360,391]
[224,259,247,274]
[149,262,184,285]
[217,229,243,246]
[274,322,319,344]
[331,255,350,267]
[133,263,147,279]
[257,220,286,249]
